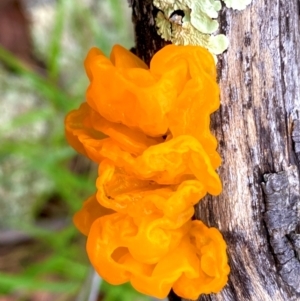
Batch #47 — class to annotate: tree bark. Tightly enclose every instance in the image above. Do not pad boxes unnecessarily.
[130,0,300,300]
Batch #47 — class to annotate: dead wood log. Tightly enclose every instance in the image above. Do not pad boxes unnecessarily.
[130,1,300,300]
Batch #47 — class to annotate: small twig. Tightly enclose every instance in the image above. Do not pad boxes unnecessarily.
[88,270,102,301]
[76,268,101,301]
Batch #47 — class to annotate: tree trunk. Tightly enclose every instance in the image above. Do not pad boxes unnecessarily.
[130,1,300,300]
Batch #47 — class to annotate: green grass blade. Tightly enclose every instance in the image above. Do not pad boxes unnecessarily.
[0,272,79,293]
[47,0,66,82]
[0,46,79,112]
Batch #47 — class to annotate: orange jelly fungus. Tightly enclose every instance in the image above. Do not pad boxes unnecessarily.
[65,44,229,299]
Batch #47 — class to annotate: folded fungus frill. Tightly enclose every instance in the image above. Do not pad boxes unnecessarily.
[65,44,229,299]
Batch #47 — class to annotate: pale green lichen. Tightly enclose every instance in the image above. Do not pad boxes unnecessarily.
[154,0,252,57]
[223,0,252,10]
[155,8,228,57]
[156,11,228,57]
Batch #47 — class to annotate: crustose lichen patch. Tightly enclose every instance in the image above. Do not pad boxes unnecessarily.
[154,0,252,58]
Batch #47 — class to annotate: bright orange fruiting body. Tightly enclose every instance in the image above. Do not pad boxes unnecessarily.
[66,44,229,299]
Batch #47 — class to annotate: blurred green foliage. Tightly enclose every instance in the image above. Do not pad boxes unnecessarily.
[0,1,150,300]
[101,282,151,301]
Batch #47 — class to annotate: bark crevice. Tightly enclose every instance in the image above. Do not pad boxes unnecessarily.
[262,166,300,294]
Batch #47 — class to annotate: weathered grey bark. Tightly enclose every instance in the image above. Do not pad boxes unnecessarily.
[130,0,300,300]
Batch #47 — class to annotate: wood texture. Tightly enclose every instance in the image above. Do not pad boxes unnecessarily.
[131,0,300,300]
[262,166,300,294]
[196,1,300,300]
[130,0,168,65]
